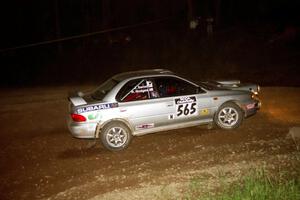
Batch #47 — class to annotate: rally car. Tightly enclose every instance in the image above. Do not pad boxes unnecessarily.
[67,69,261,151]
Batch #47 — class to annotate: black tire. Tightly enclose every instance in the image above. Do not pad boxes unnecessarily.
[100,122,132,151]
[214,102,243,129]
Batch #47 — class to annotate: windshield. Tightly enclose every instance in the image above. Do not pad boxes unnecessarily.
[91,78,119,100]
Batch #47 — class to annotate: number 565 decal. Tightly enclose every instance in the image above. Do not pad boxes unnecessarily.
[175,96,197,117]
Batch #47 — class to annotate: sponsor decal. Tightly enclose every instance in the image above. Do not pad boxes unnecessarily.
[133,81,154,93]
[175,96,196,105]
[136,123,154,130]
[246,103,255,110]
[87,113,100,120]
[175,96,197,117]
[200,108,209,115]
[133,88,153,93]
[77,103,118,114]
[168,114,174,120]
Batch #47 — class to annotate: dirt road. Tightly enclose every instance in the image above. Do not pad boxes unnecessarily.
[0,87,299,200]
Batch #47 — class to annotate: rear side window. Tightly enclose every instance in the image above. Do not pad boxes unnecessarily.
[116,79,159,102]
[91,78,119,100]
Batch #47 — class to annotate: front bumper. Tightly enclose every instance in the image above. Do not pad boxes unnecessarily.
[67,117,97,139]
[244,100,261,118]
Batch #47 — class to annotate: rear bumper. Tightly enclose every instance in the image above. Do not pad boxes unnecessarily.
[67,117,97,139]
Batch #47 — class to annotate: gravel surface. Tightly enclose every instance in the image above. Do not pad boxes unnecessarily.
[0,87,299,200]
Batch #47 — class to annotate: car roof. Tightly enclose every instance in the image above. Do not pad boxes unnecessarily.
[112,69,174,82]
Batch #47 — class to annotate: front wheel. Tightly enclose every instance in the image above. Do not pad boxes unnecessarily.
[100,122,132,151]
[214,102,243,129]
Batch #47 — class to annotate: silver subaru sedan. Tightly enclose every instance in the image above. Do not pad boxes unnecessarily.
[67,69,261,151]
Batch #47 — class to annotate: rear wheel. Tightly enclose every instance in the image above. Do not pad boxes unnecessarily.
[100,122,132,151]
[214,102,243,129]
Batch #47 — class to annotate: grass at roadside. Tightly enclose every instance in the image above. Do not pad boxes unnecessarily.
[185,168,300,200]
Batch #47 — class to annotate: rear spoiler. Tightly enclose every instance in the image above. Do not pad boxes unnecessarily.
[68,91,87,106]
[216,80,240,85]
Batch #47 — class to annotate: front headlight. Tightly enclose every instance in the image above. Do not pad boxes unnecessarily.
[251,93,260,101]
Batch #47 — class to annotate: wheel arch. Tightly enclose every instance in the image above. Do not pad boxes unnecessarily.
[215,100,246,117]
[95,118,133,138]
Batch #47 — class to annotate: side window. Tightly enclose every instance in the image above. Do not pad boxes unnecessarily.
[116,79,159,102]
[155,77,199,98]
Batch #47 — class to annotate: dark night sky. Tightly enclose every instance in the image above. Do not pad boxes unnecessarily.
[0,0,299,86]
[2,0,299,49]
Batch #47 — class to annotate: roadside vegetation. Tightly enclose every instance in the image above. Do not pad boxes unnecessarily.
[186,167,300,200]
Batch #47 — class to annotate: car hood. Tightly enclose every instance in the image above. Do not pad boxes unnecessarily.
[199,80,259,94]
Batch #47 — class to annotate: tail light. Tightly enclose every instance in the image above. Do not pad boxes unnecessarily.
[71,114,86,122]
